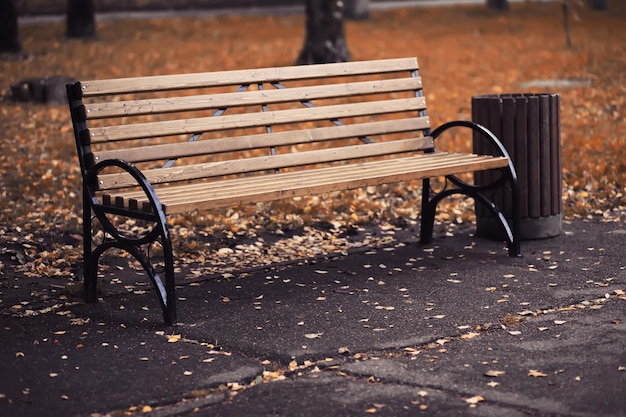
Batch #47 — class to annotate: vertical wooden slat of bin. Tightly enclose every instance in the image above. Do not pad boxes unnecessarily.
[539,94,551,217]
[526,94,541,218]
[500,96,516,213]
[550,94,562,215]
[514,95,529,220]
[472,96,489,218]
[487,96,503,209]
[471,97,481,216]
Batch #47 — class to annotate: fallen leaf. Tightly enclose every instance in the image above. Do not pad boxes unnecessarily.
[528,369,548,377]
[167,334,182,343]
[465,395,484,404]
[484,370,505,377]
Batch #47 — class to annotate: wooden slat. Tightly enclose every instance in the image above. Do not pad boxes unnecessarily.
[109,153,460,202]
[80,57,419,96]
[90,97,427,143]
[118,153,504,202]
[85,77,423,119]
[100,153,509,214]
[97,137,437,189]
[539,94,551,217]
[94,117,432,163]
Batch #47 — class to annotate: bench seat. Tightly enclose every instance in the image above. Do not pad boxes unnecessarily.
[102,152,509,215]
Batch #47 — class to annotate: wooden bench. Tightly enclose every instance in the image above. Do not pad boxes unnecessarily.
[66,57,520,325]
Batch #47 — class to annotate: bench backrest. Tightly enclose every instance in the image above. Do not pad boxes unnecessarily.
[67,57,433,192]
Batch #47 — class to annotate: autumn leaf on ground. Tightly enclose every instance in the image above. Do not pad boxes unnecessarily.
[465,395,485,406]
[167,334,182,343]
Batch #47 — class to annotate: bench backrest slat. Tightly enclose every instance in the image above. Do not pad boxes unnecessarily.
[80,57,419,96]
[85,77,423,119]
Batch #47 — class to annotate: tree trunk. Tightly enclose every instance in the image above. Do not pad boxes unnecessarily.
[344,0,369,20]
[0,0,21,53]
[66,0,96,38]
[487,0,509,11]
[587,0,607,10]
[296,0,350,65]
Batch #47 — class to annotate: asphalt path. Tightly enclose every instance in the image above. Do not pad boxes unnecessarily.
[1,216,625,416]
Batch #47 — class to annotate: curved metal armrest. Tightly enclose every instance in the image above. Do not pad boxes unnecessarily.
[431,120,507,155]
[430,119,518,183]
[84,159,162,213]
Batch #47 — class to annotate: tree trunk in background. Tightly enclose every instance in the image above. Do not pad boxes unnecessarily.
[587,0,607,10]
[487,0,509,11]
[0,0,21,53]
[296,0,350,65]
[66,0,96,38]
[344,0,369,20]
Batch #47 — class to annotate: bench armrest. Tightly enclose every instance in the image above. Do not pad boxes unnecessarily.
[430,120,518,185]
[84,159,169,237]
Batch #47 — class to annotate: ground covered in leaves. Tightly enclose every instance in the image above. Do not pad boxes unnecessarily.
[0,3,624,283]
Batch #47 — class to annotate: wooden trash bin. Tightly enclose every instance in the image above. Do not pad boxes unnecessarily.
[472,93,562,240]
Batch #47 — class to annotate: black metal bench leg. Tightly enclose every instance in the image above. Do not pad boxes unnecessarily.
[84,252,98,303]
[419,177,435,245]
[83,197,98,303]
[161,237,177,325]
[508,170,521,257]
[419,171,521,257]
[117,227,177,325]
